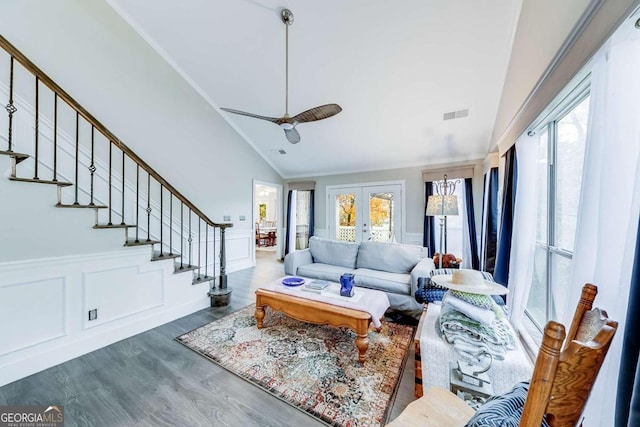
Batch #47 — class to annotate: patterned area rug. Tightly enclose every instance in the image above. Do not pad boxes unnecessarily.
[176,305,415,427]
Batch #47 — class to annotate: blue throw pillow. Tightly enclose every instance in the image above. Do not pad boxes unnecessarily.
[415,276,447,303]
[465,382,549,427]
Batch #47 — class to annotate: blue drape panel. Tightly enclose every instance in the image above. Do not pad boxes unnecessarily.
[284,190,293,255]
[494,146,517,287]
[615,214,640,427]
[423,182,436,257]
[465,178,480,269]
[482,168,499,274]
[309,189,315,239]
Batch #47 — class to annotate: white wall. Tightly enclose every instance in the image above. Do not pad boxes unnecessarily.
[289,161,484,246]
[0,0,283,234]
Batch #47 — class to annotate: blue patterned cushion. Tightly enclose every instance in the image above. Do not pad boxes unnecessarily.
[465,382,549,427]
[415,276,447,303]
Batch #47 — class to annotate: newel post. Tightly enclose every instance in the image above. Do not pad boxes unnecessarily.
[208,223,233,307]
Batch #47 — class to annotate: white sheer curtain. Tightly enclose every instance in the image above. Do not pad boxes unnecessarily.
[563,19,640,426]
[505,133,538,329]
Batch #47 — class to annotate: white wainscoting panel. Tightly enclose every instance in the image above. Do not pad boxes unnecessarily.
[198,228,253,274]
[0,277,66,356]
[403,232,424,247]
[83,266,164,329]
[313,228,327,239]
[0,246,210,387]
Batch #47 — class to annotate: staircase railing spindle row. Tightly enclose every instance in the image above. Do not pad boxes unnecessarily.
[0,35,232,299]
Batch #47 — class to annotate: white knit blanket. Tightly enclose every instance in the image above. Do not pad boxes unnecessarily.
[442,292,497,326]
[263,277,390,328]
[419,303,533,395]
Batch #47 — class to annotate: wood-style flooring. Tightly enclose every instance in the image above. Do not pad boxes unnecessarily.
[0,250,416,426]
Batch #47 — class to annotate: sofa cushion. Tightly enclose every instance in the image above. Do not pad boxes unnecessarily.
[308,236,359,269]
[297,263,355,283]
[356,241,423,274]
[354,268,411,295]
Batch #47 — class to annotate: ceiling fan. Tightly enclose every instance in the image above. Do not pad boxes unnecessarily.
[221,8,342,144]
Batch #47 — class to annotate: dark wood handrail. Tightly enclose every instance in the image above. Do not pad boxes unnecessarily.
[0,35,231,229]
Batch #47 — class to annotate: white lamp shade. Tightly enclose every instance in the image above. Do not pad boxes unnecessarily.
[426,194,459,216]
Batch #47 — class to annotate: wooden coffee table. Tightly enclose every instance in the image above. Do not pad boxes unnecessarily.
[255,288,381,363]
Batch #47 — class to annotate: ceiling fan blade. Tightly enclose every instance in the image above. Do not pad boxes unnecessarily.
[220,108,280,124]
[284,127,301,144]
[292,104,342,124]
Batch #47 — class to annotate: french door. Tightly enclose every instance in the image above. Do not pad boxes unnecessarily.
[328,184,402,243]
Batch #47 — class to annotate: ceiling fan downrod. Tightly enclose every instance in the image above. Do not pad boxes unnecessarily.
[282,8,293,118]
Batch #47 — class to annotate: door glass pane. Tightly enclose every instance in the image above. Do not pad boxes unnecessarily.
[335,194,356,242]
[549,253,572,321]
[555,96,589,251]
[369,192,394,242]
[536,129,549,244]
[526,245,548,330]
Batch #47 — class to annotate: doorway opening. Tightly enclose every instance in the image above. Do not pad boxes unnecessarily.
[253,181,282,266]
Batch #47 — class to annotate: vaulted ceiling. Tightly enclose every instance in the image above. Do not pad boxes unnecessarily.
[107,0,590,178]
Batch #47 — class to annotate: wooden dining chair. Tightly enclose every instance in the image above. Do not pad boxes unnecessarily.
[387,283,618,427]
[255,223,268,247]
[519,284,617,426]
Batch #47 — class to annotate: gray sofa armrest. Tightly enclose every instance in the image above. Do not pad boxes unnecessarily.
[284,249,313,275]
[410,257,435,296]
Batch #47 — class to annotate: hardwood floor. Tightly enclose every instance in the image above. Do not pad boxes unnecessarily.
[0,250,416,426]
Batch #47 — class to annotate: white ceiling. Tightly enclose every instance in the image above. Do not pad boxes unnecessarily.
[108,0,522,178]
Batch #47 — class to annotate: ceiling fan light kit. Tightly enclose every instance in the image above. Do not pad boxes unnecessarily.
[221,8,342,144]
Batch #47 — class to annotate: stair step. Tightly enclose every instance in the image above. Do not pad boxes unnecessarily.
[93,224,137,229]
[124,239,160,247]
[56,203,108,209]
[0,150,29,164]
[9,176,73,187]
[151,251,181,262]
[174,263,199,274]
[193,275,215,285]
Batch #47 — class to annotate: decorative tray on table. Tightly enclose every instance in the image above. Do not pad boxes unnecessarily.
[281,277,305,287]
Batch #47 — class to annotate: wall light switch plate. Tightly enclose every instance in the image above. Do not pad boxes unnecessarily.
[223,215,231,221]
[239,215,246,221]
[88,309,98,321]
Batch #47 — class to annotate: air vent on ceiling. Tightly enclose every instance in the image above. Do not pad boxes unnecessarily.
[443,108,470,121]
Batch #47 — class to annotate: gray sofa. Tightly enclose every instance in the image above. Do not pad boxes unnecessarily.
[284,236,435,313]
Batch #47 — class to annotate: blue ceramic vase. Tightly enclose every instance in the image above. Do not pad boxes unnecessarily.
[340,273,355,297]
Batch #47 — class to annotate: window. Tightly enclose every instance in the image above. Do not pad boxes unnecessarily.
[524,94,590,340]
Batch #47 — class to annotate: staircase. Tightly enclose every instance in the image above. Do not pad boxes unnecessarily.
[0,35,233,306]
